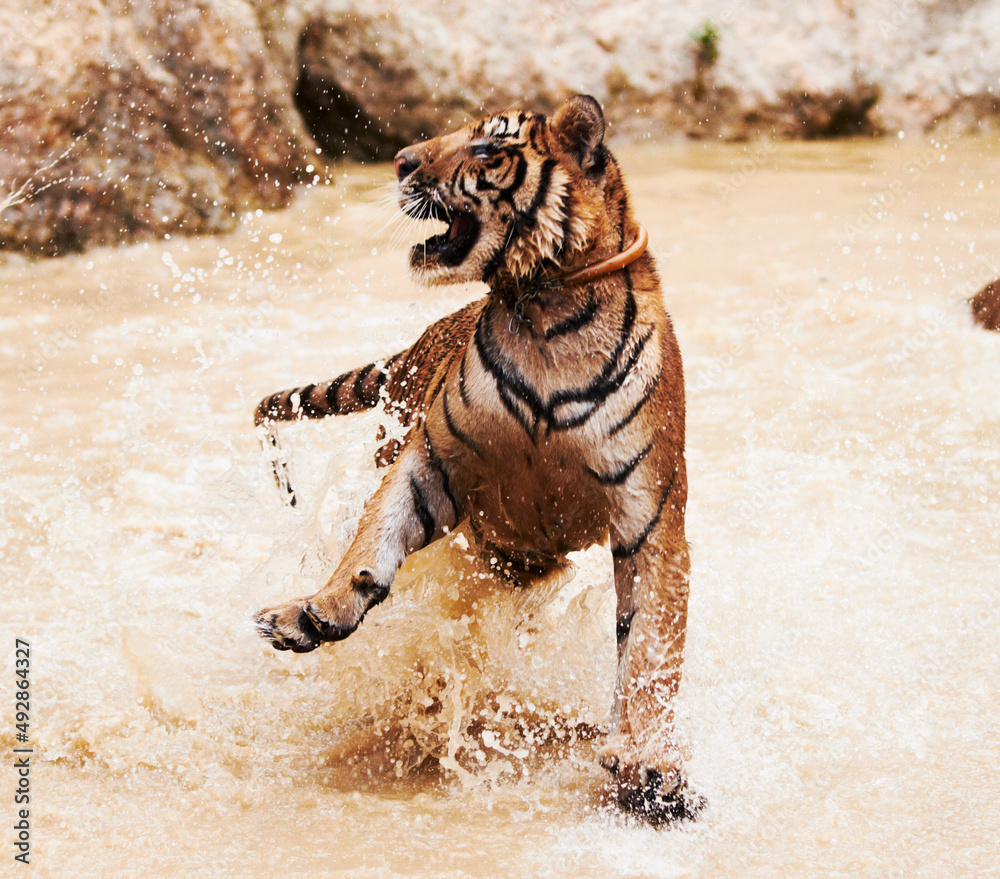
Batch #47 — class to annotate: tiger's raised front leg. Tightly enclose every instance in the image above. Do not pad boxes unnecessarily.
[597,451,700,821]
[255,427,463,652]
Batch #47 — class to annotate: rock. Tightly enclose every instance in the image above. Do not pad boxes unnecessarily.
[274,0,1000,145]
[2,0,1000,255]
[0,0,317,256]
[971,281,1000,331]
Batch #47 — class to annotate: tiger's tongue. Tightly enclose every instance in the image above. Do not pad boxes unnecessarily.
[448,214,471,241]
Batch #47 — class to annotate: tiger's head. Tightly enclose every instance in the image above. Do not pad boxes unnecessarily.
[394,95,627,286]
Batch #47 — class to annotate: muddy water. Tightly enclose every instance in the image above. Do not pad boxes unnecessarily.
[2,136,998,878]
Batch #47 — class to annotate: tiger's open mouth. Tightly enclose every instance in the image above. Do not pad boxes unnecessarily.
[405,199,480,269]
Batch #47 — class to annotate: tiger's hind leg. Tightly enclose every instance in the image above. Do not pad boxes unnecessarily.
[597,469,703,823]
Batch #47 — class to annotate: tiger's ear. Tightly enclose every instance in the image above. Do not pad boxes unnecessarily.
[551,95,606,172]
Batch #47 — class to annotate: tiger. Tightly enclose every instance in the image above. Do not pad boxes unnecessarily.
[971,279,1000,331]
[253,95,700,822]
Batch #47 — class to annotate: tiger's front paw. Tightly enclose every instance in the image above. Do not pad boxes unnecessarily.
[598,735,704,824]
[254,598,351,653]
[254,570,390,653]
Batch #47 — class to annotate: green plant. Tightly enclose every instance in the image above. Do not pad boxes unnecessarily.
[691,20,721,70]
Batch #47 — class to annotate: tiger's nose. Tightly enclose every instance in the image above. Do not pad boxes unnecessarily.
[394,149,420,181]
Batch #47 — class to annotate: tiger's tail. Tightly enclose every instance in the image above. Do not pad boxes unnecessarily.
[254,359,395,507]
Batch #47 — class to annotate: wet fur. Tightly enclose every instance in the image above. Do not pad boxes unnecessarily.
[253,96,700,822]
[971,280,1000,331]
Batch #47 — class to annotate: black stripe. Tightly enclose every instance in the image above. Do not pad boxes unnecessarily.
[473,311,546,430]
[480,224,512,282]
[555,208,574,260]
[299,384,325,418]
[549,325,652,430]
[616,611,635,646]
[473,288,652,436]
[602,326,652,399]
[544,288,599,341]
[611,479,674,560]
[586,440,654,486]
[325,374,348,413]
[498,153,528,206]
[476,170,499,192]
[528,117,546,153]
[551,286,637,403]
[516,158,555,230]
[458,174,482,206]
[496,385,536,439]
[607,374,659,436]
[428,370,449,408]
[423,430,459,519]
[384,352,403,375]
[262,393,281,420]
[409,476,435,549]
[458,352,472,408]
[442,391,482,456]
[373,361,390,393]
[353,363,376,403]
[561,282,639,414]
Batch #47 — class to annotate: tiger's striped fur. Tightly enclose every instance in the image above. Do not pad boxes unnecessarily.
[253,300,482,500]
[254,96,699,822]
[971,279,1000,330]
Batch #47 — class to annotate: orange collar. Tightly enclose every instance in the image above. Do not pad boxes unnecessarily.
[556,225,648,286]
[506,226,649,334]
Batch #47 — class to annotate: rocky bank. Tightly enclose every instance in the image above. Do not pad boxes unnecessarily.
[2,0,998,255]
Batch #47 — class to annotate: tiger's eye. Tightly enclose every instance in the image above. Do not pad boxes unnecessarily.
[470,142,496,160]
